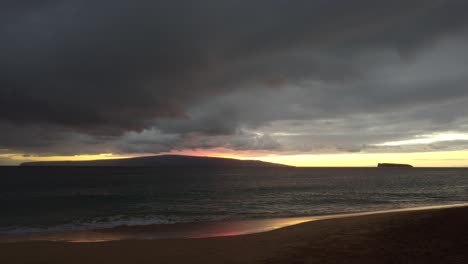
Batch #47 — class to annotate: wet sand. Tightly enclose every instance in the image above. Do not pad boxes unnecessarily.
[2,205,468,263]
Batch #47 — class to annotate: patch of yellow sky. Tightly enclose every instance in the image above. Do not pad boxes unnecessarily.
[179,148,468,167]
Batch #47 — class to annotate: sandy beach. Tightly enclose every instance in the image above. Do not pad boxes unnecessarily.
[2,205,468,263]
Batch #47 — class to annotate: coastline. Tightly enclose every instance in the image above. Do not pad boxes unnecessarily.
[2,203,467,243]
[2,204,468,263]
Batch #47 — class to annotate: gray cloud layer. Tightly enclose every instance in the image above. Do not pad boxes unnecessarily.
[1,0,468,157]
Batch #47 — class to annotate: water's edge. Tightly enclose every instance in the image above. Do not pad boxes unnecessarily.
[2,203,467,243]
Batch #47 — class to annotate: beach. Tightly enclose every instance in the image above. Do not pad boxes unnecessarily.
[2,205,468,264]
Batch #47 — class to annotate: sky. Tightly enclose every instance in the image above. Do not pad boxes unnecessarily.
[1,0,468,166]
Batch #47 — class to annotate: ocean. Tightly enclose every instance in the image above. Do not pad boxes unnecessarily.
[1,167,468,235]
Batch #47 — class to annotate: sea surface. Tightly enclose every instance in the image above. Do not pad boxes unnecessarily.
[1,167,468,234]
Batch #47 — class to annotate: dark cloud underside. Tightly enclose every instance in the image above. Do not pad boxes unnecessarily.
[1,0,468,156]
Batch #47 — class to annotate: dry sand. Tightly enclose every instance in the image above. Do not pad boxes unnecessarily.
[2,205,468,263]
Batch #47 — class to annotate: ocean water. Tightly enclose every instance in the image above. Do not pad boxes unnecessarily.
[1,167,468,234]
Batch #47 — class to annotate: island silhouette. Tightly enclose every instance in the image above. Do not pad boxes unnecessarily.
[378,163,413,168]
[20,155,290,167]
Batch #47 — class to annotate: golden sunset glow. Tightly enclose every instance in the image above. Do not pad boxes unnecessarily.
[251,150,468,167]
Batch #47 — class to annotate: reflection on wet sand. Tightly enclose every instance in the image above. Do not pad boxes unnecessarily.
[2,203,467,243]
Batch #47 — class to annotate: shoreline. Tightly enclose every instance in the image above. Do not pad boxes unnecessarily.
[2,204,468,263]
[2,202,468,243]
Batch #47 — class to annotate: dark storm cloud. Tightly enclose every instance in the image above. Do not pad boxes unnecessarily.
[2,0,468,156]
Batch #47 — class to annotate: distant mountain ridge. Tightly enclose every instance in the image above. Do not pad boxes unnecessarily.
[20,155,290,167]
